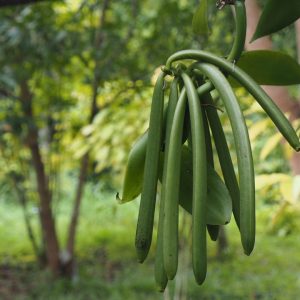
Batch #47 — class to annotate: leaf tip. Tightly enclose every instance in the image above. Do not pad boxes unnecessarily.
[250,33,259,43]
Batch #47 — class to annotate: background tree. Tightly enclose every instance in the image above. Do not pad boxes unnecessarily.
[0,0,209,277]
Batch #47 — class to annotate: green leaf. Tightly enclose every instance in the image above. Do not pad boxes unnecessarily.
[122,142,232,225]
[230,50,300,86]
[252,0,300,41]
[192,0,209,37]
[119,132,147,203]
[119,106,170,203]
[177,146,232,225]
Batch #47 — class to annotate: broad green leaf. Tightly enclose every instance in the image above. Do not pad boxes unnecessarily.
[177,146,232,225]
[231,51,300,86]
[192,0,209,37]
[252,0,300,41]
[119,107,170,203]
[122,141,232,225]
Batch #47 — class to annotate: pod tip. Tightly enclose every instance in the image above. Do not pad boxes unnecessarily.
[157,285,167,293]
[137,257,145,264]
[193,270,207,286]
[243,246,254,256]
[135,241,149,263]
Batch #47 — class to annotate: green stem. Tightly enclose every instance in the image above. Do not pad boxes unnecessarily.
[227,0,246,62]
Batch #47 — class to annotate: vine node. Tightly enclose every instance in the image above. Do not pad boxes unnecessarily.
[216,0,235,10]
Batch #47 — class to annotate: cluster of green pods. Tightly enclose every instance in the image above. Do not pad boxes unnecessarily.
[120,0,300,291]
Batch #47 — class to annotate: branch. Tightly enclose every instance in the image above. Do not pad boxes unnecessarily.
[216,0,235,10]
[0,0,53,7]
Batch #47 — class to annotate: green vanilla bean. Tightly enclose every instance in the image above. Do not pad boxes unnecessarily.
[163,83,186,280]
[156,78,180,285]
[165,50,300,151]
[181,73,207,284]
[135,72,165,263]
[194,63,255,255]
[202,92,240,229]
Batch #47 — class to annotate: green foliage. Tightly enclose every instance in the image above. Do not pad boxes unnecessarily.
[252,0,300,41]
[232,50,300,86]
[70,79,152,183]
[163,146,232,226]
[120,132,147,203]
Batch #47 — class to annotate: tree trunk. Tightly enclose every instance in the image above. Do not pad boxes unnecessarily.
[244,0,300,175]
[20,81,61,275]
[62,0,110,277]
[12,176,41,263]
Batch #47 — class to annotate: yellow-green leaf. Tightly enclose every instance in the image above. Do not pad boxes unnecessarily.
[279,179,293,203]
[255,173,291,190]
[260,132,282,160]
[249,118,270,141]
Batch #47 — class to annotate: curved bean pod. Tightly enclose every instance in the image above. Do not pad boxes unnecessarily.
[194,63,255,255]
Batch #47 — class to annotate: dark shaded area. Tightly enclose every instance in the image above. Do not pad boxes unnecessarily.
[0,0,58,7]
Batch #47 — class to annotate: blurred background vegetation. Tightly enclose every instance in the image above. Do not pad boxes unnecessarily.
[0,0,300,299]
